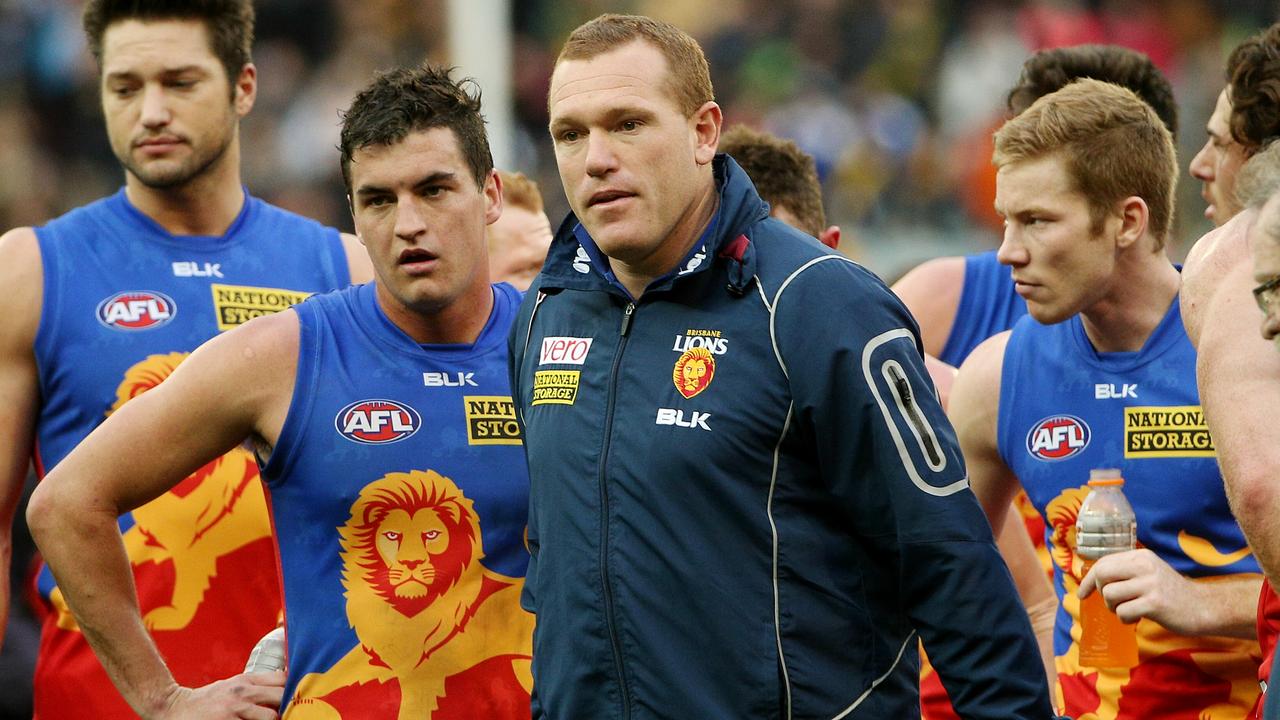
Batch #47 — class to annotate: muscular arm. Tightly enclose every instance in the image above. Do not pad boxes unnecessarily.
[340,232,375,284]
[891,255,965,358]
[24,310,299,718]
[949,333,1018,525]
[1196,256,1280,588]
[951,332,1057,686]
[0,228,41,646]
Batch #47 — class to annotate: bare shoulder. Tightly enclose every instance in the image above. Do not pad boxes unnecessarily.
[1197,257,1270,382]
[949,332,1009,446]
[187,306,301,382]
[951,331,1010,406]
[1183,211,1254,346]
[175,307,301,444]
[340,232,374,284]
[924,354,958,411]
[0,227,43,348]
[891,255,966,356]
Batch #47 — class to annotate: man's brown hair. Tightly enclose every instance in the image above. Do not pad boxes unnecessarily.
[993,78,1177,248]
[556,14,713,116]
[719,125,824,237]
[83,0,253,88]
[1227,22,1280,151]
[1007,44,1177,135]
[340,64,492,194]
[498,170,544,213]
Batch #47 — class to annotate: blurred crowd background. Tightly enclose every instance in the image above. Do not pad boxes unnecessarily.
[0,0,1276,714]
[1,0,1275,280]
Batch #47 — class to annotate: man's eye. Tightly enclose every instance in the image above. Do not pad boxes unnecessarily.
[559,130,581,143]
[620,120,639,131]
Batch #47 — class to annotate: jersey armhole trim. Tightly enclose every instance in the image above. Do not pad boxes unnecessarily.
[259,306,316,488]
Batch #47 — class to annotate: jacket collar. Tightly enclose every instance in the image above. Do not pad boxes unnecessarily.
[538,155,768,299]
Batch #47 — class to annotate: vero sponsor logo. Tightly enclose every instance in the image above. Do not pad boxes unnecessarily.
[335,399,421,444]
[539,336,593,365]
[96,291,176,331]
[1025,414,1090,461]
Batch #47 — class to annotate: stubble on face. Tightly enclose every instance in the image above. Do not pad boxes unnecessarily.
[100,19,241,191]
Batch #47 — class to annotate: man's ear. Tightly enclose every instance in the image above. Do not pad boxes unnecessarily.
[818,225,841,249]
[484,169,504,226]
[233,63,257,117]
[1114,196,1149,251]
[691,101,722,166]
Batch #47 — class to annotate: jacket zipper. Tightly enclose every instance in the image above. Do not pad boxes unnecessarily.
[887,364,943,466]
[599,301,635,717]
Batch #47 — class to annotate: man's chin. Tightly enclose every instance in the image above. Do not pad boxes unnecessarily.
[1026,303,1073,326]
[127,162,199,190]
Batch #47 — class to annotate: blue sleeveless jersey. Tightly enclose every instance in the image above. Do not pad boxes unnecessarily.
[261,281,533,719]
[30,188,350,717]
[997,297,1260,719]
[939,250,1027,367]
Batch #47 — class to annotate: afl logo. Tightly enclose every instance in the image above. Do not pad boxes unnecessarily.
[1026,414,1091,461]
[96,291,176,330]
[335,399,421,445]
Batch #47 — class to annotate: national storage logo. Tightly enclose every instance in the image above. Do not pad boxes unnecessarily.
[211,284,312,330]
[464,396,522,445]
[531,370,579,406]
[1124,406,1215,458]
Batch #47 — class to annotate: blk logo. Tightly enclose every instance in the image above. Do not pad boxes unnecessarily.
[423,372,477,387]
[1095,383,1138,399]
[1026,414,1090,461]
[172,261,224,278]
[96,291,176,331]
[335,399,421,444]
[655,408,711,431]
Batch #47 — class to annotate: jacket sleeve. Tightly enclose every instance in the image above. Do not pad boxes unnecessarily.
[507,289,544,718]
[507,288,539,621]
[772,257,1058,720]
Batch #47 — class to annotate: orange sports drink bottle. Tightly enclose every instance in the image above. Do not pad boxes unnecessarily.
[1075,468,1138,668]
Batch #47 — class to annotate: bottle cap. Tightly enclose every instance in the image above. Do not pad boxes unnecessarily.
[1088,468,1123,487]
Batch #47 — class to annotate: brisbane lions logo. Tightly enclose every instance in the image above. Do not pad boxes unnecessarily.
[290,470,533,719]
[673,347,715,399]
[48,353,273,632]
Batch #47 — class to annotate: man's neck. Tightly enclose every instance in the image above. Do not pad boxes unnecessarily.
[613,176,719,299]
[124,147,245,236]
[377,280,496,346]
[1080,250,1182,353]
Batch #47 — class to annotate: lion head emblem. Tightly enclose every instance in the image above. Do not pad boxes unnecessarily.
[673,347,715,399]
[289,470,533,719]
[339,470,483,634]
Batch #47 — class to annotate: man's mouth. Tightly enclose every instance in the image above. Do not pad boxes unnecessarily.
[588,189,635,208]
[399,248,439,271]
[135,136,185,152]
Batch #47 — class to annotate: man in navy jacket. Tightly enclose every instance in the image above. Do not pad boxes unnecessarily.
[510,13,1060,719]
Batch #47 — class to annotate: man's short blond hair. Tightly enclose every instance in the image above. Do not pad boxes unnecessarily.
[499,170,543,213]
[555,14,713,117]
[993,78,1176,248]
